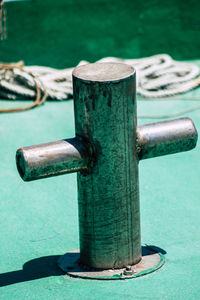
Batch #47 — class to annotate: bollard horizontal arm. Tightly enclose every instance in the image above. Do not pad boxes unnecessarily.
[16,136,92,181]
[137,117,198,160]
[16,119,198,180]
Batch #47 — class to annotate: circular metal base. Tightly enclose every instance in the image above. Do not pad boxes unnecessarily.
[58,246,165,280]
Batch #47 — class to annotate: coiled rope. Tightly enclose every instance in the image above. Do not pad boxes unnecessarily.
[98,55,200,98]
[0,61,48,112]
[0,54,200,116]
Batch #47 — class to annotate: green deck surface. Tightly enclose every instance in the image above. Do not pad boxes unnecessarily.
[0,1,200,299]
[0,77,200,300]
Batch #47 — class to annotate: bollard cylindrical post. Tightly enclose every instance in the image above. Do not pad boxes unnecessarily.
[72,63,141,269]
[16,62,198,278]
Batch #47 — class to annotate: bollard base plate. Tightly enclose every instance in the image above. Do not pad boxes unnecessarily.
[57,246,165,280]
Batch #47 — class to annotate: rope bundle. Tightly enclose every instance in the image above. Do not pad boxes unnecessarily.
[97,54,200,98]
[0,54,199,113]
[0,61,48,112]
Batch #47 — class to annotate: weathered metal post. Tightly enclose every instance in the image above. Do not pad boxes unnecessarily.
[16,63,198,279]
[73,63,141,271]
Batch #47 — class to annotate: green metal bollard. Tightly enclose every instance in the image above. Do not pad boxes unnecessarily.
[16,63,198,279]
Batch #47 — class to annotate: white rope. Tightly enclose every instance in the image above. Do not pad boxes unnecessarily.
[97,54,200,97]
[0,55,199,101]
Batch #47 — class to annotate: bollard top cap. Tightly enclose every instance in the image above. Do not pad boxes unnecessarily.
[72,63,135,82]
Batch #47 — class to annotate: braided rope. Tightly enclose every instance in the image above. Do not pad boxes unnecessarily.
[0,55,199,115]
[0,62,48,112]
[97,55,200,98]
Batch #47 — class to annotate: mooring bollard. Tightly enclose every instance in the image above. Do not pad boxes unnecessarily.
[16,63,198,279]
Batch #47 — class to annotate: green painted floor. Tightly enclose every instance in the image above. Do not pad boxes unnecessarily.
[0,0,200,299]
[0,67,200,299]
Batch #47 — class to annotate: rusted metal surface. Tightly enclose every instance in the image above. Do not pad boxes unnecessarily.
[16,137,91,181]
[16,62,198,276]
[57,247,164,279]
[137,118,198,160]
[16,117,198,182]
[73,63,141,269]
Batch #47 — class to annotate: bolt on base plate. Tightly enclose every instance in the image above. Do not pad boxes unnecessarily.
[57,246,165,280]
